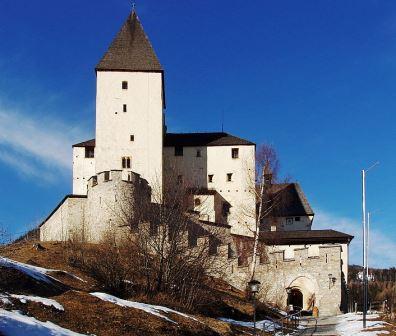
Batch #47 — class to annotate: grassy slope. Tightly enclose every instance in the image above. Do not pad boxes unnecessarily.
[0,241,277,336]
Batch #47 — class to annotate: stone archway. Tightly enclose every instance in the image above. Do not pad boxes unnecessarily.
[287,276,319,310]
[287,288,303,310]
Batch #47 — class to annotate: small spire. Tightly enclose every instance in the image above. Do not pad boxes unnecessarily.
[132,2,136,11]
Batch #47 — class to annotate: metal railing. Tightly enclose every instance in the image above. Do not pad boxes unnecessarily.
[256,306,313,335]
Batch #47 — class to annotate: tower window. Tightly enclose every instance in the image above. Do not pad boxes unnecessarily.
[177,175,183,184]
[123,104,127,112]
[226,173,233,182]
[130,135,135,141]
[208,174,214,183]
[196,149,201,157]
[104,171,110,181]
[194,198,201,206]
[295,216,301,221]
[122,81,128,90]
[231,148,239,159]
[175,146,183,156]
[122,156,131,169]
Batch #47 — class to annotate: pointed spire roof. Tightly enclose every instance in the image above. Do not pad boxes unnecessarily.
[96,11,162,72]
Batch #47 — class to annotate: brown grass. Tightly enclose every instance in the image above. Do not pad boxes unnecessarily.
[0,241,274,336]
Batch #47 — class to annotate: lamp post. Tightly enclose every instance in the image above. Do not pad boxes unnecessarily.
[361,162,379,329]
[248,279,261,335]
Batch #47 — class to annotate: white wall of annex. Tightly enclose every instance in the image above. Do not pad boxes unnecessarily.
[72,147,95,195]
[163,144,256,235]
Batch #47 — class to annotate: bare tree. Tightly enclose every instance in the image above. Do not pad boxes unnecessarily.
[66,171,227,309]
[249,144,285,279]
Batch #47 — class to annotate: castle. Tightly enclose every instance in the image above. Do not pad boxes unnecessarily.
[40,11,353,316]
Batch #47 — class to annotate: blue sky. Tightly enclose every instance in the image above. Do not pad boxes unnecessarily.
[0,0,395,268]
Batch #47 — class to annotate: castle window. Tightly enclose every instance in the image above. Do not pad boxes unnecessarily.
[123,104,127,112]
[226,173,233,182]
[222,202,231,216]
[194,198,201,206]
[122,156,131,169]
[130,135,135,141]
[208,174,213,183]
[284,248,294,260]
[286,217,293,225]
[177,175,183,184]
[175,146,183,156]
[122,81,128,90]
[92,176,98,186]
[231,148,239,159]
[104,171,110,181]
[85,146,94,158]
[295,216,301,221]
[196,149,201,157]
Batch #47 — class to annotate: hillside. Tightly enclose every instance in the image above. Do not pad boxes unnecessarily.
[0,241,283,336]
[348,264,396,312]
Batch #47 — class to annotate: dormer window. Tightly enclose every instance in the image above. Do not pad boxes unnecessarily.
[85,146,94,158]
[122,81,128,90]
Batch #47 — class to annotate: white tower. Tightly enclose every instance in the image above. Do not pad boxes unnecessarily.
[95,11,164,199]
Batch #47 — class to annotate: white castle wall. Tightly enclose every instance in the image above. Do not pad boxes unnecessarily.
[95,71,163,201]
[40,196,86,241]
[72,146,95,195]
[84,170,151,243]
[40,170,151,243]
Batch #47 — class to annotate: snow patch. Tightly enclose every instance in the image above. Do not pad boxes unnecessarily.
[10,294,64,311]
[90,292,197,324]
[336,313,390,335]
[0,257,85,284]
[0,257,58,284]
[218,317,280,332]
[0,294,11,305]
[0,309,85,336]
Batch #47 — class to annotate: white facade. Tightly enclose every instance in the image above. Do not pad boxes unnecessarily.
[163,144,256,236]
[72,146,95,195]
[95,71,164,199]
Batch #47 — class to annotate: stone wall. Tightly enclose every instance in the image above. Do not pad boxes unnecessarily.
[40,196,86,241]
[40,170,151,243]
[216,241,344,316]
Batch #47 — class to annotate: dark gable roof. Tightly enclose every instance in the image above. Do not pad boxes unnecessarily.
[72,133,254,148]
[263,183,314,218]
[258,230,354,245]
[96,11,162,72]
[164,132,255,147]
[72,139,95,148]
[232,230,353,246]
